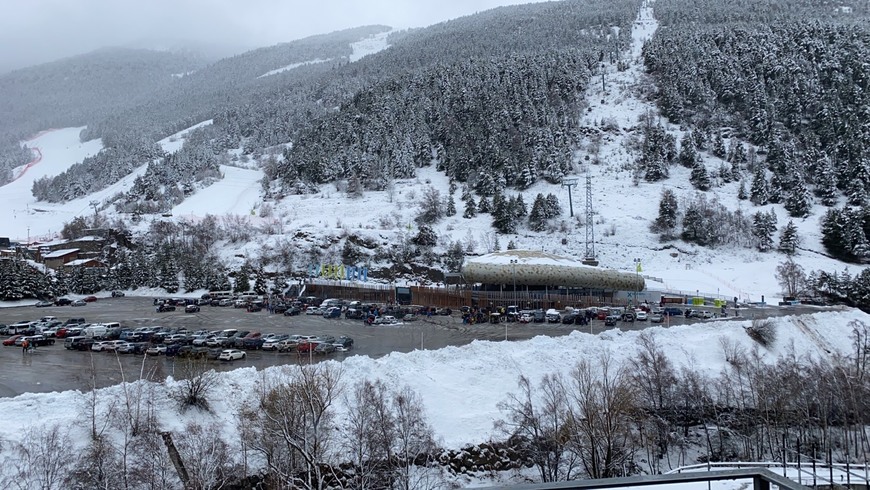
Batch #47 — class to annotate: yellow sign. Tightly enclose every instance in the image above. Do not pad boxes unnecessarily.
[636,262,642,273]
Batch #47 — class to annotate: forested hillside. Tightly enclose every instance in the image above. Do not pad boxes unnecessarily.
[272,0,639,194]
[642,0,870,263]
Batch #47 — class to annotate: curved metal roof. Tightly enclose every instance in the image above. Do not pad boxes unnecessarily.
[462,250,644,291]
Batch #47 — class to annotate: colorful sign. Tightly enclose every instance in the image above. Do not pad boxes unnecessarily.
[307,264,368,282]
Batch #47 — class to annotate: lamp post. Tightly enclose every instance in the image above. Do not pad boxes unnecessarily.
[632,258,641,307]
[509,259,518,341]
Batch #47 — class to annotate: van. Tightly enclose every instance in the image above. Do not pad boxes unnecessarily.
[64,336,93,350]
[320,298,344,308]
[83,324,109,339]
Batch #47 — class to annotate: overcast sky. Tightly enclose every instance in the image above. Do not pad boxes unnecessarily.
[0,0,549,72]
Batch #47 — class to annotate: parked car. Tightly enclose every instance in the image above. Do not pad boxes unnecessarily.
[3,335,23,346]
[545,309,562,323]
[561,313,578,325]
[54,298,72,306]
[156,304,176,312]
[314,343,336,354]
[34,300,54,307]
[218,349,246,361]
[635,310,648,321]
[276,339,299,352]
[83,296,98,302]
[323,307,342,319]
[297,341,318,354]
[111,291,125,297]
[146,344,168,355]
[24,335,55,347]
[333,336,354,351]
[117,342,147,354]
[63,336,93,350]
[185,304,200,313]
[71,299,87,307]
[305,307,323,316]
[604,315,620,327]
[261,335,290,351]
[283,307,301,316]
[649,313,664,323]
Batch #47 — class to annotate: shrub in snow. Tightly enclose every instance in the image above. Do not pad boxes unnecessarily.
[745,318,776,347]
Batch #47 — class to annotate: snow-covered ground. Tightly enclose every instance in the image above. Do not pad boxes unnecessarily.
[257,58,332,78]
[0,309,864,487]
[349,29,393,62]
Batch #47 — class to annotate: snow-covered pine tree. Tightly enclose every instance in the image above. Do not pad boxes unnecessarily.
[784,172,812,218]
[653,189,679,238]
[463,195,477,219]
[813,155,839,207]
[778,220,800,255]
[752,209,777,252]
[514,194,528,218]
[544,194,561,218]
[713,131,726,158]
[750,167,769,205]
[679,133,698,168]
[528,193,548,231]
[690,160,711,191]
[738,180,748,200]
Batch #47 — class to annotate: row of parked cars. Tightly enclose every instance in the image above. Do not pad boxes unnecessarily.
[61,326,355,360]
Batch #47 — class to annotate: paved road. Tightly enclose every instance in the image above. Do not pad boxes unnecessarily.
[0,297,833,397]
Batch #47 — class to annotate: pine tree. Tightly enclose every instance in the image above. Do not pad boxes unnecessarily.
[492,191,517,234]
[738,180,748,200]
[678,134,698,168]
[234,268,250,293]
[528,194,548,231]
[445,192,457,217]
[463,195,477,219]
[814,156,839,207]
[752,209,778,252]
[544,194,561,218]
[690,160,711,191]
[160,260,180,293]
[653,189,679,237]
[784,172,812,218]
[253,268,268,295]
[507,240,517,250]
[713,132,726,159]
[477,196,491,214]
[750,167,769,205]
[778,220,799,255]
[514,194,528,218]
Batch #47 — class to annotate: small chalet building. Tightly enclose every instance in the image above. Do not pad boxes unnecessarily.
[64,258,107,270]
[42,248,81,269]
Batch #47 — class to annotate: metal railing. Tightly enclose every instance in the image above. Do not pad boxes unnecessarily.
[477,468,808,490]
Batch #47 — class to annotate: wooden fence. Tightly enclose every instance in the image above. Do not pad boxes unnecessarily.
[304,280,626,309]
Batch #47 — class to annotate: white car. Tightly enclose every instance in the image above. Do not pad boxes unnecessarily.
[218,349,246,361]
[91,341,113,352]
[635,310,648,321]
[305,307,323,315]
[146,344,167,355]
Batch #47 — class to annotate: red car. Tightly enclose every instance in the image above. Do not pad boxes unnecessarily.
[83,296,98,302]
[3,335,23,346]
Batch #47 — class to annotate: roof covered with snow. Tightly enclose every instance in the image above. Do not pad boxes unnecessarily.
[41,248,79,258]
[463,250,644,290]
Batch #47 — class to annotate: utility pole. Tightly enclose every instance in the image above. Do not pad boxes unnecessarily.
[582,175,598,266]
[561,178,578,217]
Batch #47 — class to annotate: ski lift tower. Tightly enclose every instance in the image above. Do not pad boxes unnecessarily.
[582,174,598,266]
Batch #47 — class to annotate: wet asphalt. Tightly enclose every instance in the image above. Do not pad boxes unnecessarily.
[0,297,829,397]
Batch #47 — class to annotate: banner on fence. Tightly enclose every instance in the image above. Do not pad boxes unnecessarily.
[307,263,368,282]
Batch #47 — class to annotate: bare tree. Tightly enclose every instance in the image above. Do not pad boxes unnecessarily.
[567,353,636,479]
[629,332,677,472]
[239,364,342,489]
[391,386,440,490]
[495,374,577,482]
[175,422,240,490]
[2,425,72,490]
[775,257,805,298]
[344,379,395,488]
[172,355,219,412]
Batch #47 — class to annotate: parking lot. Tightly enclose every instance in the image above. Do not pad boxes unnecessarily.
[0,297,826,397]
